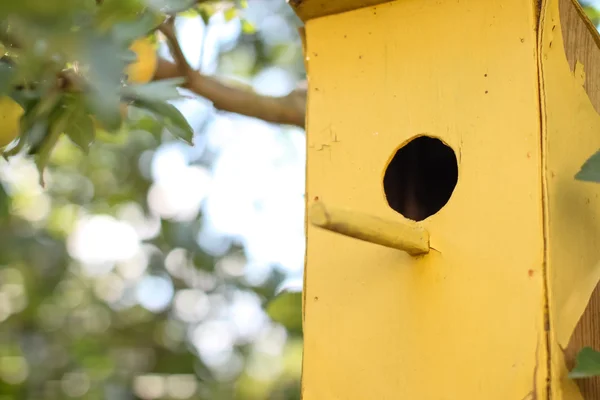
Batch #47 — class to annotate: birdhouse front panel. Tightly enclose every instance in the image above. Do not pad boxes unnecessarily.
[302,0,546,399]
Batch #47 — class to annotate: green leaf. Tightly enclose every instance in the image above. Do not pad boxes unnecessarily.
[8,89,34,110]
[0,0,85,24]
[26,92,65,155]
[266,290,303,335]
[224,7,238,21]
[63,95,95,153]
[570,347,600,378]
[25,121,52,155]
[3,90,61,157]
[34,104,70,187]
[178,8,201,18]
[77,31,128,132]
[83,88,122,134]
[241,19,257,35]
[111,11,163,47]
[197,8,212,24]
[0,62,16,96]
[34,90,62,118]
[120,48,138,64]
[95,0,146,27]
[576,149,600,182]
[121,78,185,102]
[145,0,197,14]
[0,183,10,222]
[132,99,193,144]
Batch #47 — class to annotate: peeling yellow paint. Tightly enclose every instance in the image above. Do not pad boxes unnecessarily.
[552,340,586,399]
[554,259,600,348]
[574,60,586,86]
[539,0,600,397]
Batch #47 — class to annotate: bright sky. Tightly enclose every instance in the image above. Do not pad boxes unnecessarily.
[161,10,306,286]
[61,5,305,369]
[588,0,600,8]
[69,9,305,281]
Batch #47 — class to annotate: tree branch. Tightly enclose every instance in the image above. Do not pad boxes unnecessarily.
[155,18,306,128]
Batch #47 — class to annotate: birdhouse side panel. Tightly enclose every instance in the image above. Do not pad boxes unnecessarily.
[302,0,546,399]
[539,0,600,398]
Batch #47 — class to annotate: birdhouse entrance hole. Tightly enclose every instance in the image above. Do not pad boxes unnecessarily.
[383,136,458,221]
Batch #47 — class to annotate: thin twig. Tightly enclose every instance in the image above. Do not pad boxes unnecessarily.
[153,17,306,128]
[158,17,193,76]
[154,58,306,128]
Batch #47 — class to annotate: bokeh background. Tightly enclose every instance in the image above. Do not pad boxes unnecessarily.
[0,1,304,399]
[2,0,600,399]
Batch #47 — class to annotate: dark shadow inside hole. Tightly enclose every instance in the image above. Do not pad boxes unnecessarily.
[383,136,458,221]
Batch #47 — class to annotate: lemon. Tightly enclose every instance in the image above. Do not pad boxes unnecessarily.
[0,96,24,148]
[126,37,158,84]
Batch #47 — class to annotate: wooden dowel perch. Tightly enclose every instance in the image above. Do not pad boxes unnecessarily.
[308,201,430,256]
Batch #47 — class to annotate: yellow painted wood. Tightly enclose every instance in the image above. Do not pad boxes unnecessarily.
[309,201,430,255]
[302,0,547,399]
[289,0,390,22]
[539,0,600,398]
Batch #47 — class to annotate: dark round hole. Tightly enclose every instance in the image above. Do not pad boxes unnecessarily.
[383,136,458,221]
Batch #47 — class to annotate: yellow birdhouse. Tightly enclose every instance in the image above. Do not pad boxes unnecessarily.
[292,0,600,398]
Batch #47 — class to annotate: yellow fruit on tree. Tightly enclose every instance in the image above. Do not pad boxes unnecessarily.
[126,37,158,84]
[0,96,24,148]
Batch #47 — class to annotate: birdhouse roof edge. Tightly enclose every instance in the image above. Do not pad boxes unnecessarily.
[288,0,393,22]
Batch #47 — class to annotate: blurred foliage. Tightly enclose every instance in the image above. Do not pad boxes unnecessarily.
[0,0,196,181]
[571,346,600,379]
[0,0,305,399]
[265,291,302,337]
[581,1,600,26]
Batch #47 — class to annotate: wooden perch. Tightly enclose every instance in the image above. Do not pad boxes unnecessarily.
[308,201,430,256]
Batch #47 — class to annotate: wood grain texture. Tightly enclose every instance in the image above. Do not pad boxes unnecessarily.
[559,0,600,114]
[290,0,391,22]
[565,284,600,398]
[560,1,600,398]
